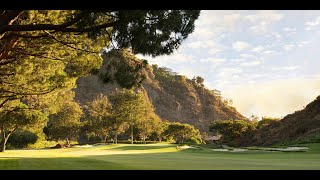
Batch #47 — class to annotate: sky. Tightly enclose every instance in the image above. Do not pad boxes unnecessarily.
[137,10,320,119]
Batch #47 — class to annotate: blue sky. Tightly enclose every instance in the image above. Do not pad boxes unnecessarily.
[137,10,320,118]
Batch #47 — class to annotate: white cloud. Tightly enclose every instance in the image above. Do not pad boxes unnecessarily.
[232,41,250,51]
[245,11,283,35]
[251,45,265,53]
[240,60,262,67]
[272,32,282,39]
[231,58,246,63]
[283,44,295,51]
[217,67,243,79]
[283,27,297,36]
[298,41,311,47]
[305,16,320,30]
[245,11,283,22]
[208,49,222,55]
[272,65,300,71]
[190,27,216,40]
[263,50,278,55]
[283,27,296,32]
[186,40,225,56]
[199,57,226,64]
[190,11,242,40]
[239,53,256,59]
[250,23,268,35]
[187,41,206,49]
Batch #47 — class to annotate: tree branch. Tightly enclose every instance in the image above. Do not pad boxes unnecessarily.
[11,49,67,62]
[0,98,11,109]
[0,87,58,98]
[0,37,19,62]
[0,72,15,76]
[1,33,49,40]
[59,11,89,28]
[44,31,98,54]
[0,10,24,26]
[0,21,117,34]
[0,57,19,66]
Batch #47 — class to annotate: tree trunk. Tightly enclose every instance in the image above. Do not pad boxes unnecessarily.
[0,126,9,152]
[100,136,104,143]
[0,133,12,152]
[115,133,117,144]
[159,136,162,143]
[66,138,70,148]
[0,137,8,152]
[103,135,107,143]
[131,124,133,144]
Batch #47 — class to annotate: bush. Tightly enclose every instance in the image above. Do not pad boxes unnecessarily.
[7,130,38,149]
[186,137,203,144]
[99,72,113,83]
[88,135,101,143]
[90,68,100,75]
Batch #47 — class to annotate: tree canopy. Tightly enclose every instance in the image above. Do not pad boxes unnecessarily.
[209,120,256,145]
[0,101,46,151]
[108,89,146,144]
[84,94,112,143]
[0,10,200,109]
[45,97,83,147]
[164,122,202,144]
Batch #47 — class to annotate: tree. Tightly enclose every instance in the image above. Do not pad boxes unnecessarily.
[109,89,146,144]
[195,76,204,86]
[0,10,200,110]
[150,121,168,142]
[209,120,256,145]
[137,115,161,144]
[257,117,280,129]
[164,122,202,144]
[191,76,196,83]
[84,94,112,143]
[0,101,46,152]
[45,98,83,147]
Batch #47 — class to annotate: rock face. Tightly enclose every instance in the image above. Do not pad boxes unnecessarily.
[242,96,320,146]
[74,50,247,133]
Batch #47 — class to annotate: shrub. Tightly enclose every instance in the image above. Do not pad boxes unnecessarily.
[7,130,38,149]
[186,137,203,144]
[90,68,100,75]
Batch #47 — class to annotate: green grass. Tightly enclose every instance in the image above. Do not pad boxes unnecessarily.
[1,143,320,170]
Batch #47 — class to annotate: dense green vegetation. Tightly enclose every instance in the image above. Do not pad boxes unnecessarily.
[0,10,200,152]
[98,50,148,88]
[209,120,256,146]
[164,122,202,144]
[0,143,320,170]
[209,118,281,146]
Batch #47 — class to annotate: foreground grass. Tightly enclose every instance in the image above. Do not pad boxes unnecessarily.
[0,143,320,170]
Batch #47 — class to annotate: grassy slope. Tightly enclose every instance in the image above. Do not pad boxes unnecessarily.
[0,143,320,170]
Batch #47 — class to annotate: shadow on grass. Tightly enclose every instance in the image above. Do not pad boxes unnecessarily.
[0,156,136,170]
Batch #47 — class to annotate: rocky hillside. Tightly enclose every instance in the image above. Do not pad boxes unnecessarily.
[74,49,247,132]
[241,96,320,146]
